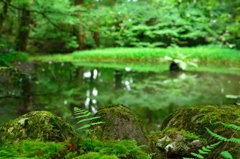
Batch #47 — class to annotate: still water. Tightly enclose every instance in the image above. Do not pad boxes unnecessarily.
[0,61,240,132]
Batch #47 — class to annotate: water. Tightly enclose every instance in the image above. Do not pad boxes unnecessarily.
[0,61,239,132]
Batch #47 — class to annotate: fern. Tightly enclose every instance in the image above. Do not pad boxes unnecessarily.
[183,124,240,159]
[206,127,240,144]
[74,107,104,131]
[183,141,221,159]
[206,128,228,142]
[224,124,240,131]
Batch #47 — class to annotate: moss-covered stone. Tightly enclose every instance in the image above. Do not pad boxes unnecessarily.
[151,104,240,159]
[149,128,206,158]
[89,103,149,146]
[0,111,82,145]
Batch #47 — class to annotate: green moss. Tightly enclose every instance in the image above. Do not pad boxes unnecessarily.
[75,152,118,159]
[0,139,69,158]
[0,111,82,146]
[89,104,149,147]
[78,138,148,159]
[159,104,240,158]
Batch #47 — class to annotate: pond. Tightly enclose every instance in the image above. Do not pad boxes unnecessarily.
[0,61,240,132]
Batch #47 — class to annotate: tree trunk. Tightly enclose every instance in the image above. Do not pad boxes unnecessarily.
[74,0,85,50]
[93,31,100,48]
[15,6,31,51]
[0,0,12,34]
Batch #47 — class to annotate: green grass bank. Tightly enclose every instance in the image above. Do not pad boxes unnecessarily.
[30,46,240,66]
[72,46,240,64]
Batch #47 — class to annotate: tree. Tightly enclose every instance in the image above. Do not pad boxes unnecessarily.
[74,0,85,50]
[15,1,31,51]
[0,0,12,34]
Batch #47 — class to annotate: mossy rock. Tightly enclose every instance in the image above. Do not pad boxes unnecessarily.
[89,103,149,146]
[149,128,206,158]
[0,111,82,145]
[157,104,240,159]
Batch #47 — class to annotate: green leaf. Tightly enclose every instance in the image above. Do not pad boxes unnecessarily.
[77,124,91,130]
[198,149,208,154]
[202,146,211,152]
[220,151,233,159]
[75,112,92,119]
[179,62,187,70]
[191,152,204,159]
[76,116,101,124]
[226,124,240,131]
[89,122,105,126]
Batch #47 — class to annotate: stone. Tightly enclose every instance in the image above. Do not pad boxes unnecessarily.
[156,104,240,159]
[154,130,205,158]
[0,111,82,144]
[89,103,149,146]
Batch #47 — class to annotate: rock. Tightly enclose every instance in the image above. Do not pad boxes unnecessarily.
[170,62,182,72]
[154,104,240,159]
[89,103,149,146]
[150,129,206,158]
[0,111,82,144]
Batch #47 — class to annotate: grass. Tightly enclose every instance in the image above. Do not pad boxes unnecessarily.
[29,46,240,66]
[28,45,240,74]
[71,46,240,66]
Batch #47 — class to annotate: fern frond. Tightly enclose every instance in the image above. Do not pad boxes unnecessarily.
[202,146,211,152]
[198,149,208,154]
[209,141,222,147]
[228,137,240,144]
[75,112,92,118]
[77,122,105,130]
[74,107,104,131]
[191,152,204,159]
[226,124,240,131]
[76,116,101,124]
[77,124,91,130]
[206,128,228,141]
[89,122,105,126]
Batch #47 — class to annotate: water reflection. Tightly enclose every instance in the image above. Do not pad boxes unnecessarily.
[0,62,240,131]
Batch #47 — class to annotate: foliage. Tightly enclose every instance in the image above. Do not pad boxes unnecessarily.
[1,0,240,52]
[183,141,222,159]
[0,140,67,158]
[74,107,104,139]
[75,152,118,159]
[0,128,150,158]
[79,138,149,159]
[164,45,198,70]
[72,46,240,66]
[183,124,240,159]
[0,43,28,65]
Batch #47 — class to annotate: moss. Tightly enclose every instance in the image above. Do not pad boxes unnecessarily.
[0,111,82,146]
[89,103,149,146]
[75,152,118,159]
[159,104,240,158]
